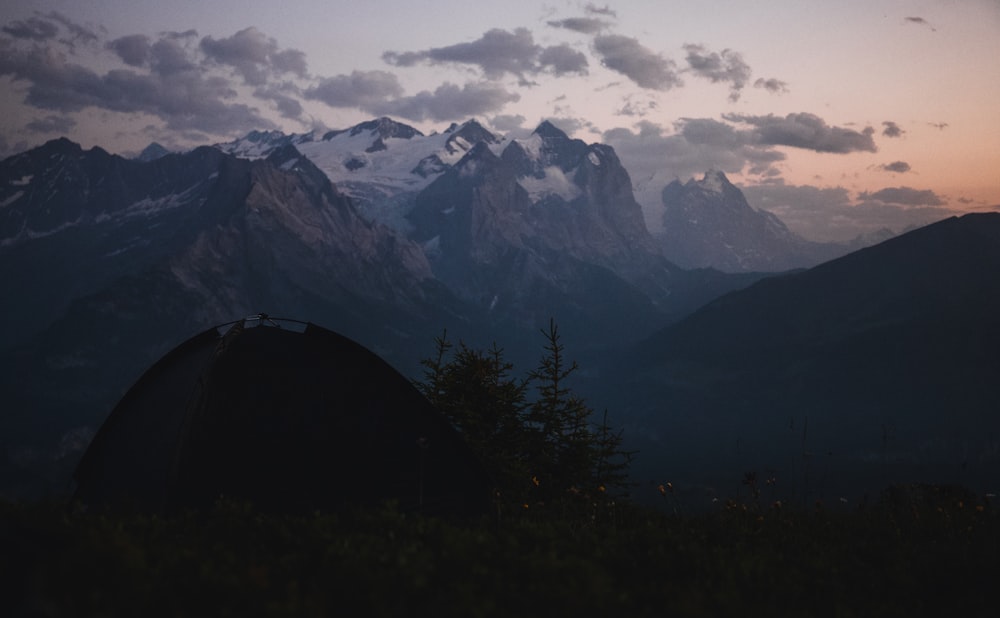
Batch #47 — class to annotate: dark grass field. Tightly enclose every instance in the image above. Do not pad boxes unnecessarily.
[2,486,998,617]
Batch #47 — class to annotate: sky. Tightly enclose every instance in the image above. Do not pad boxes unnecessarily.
[1,0,998,241]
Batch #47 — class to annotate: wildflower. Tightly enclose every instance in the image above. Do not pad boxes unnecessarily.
[598,484,606,493]
[532,476,540,487]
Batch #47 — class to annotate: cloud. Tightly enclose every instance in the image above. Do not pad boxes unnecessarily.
[876,161,911,173]
[724,112,877,153]
[603,118,787,181]
[149,38,197,75]
[163,29,198,41]
[602,112,902,232]
[270,48,308,77]
[25,114,76,133]
[904,16,936,30]
[3,17,59,41]
[741,182,948,242]
[538,44,589,75]
[585,4,617,17]
[490,113,526,132]
[254,83,304,119]
[753,77,788,93]
[615,94,658,117]
[683,44,751,101]
[2,11,100,55]
[107,34,150,67]
[3,21,528,143]
[383,28,584,80]
[592,34,681,90]
[603,119,789,230]
[881,121,904,137]
[0,39,275,135]
[546,17,610,34]
[371,82,520,122]
[678,117,786,175]
[677,117,744,148]
[303,70,403,109]
[603,119,781,200]
[860,186,945,206]
[928,122,949,130]
[200,27,308,85]
[40,11,101,47]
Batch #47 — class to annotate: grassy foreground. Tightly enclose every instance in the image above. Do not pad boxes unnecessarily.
[2,490,998,617]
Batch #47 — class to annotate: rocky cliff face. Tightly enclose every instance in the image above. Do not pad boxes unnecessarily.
[405,122,690,332]
[0,126,771,487]
[658,170,886,272]
[0,138,451,453]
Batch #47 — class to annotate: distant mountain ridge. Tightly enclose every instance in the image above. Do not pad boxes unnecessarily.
[657,170,892,272]
[0,137,457,456]
[610,212,1000,499]
[0,128,761,479]
[215,120,894,274]
[3,116,972,500]
[217,118,754,328]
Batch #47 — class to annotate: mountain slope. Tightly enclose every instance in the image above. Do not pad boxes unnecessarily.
[219,119,761,329]
[406,122,740,337]
[217,117,493,232]
[0,138,454,455]
[615,213,1000,498]
[657,171,889,272]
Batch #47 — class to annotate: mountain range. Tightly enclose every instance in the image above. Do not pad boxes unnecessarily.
[656,170,894,272]
[604,212,1000,503]
[0,119,752,489]
[1,116,995,501]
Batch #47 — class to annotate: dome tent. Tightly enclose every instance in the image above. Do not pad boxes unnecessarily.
[73,316,492,515]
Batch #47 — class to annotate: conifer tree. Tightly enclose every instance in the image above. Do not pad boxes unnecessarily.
[416,332,533,500]
[526,319,598,500]
[416,323,633,515]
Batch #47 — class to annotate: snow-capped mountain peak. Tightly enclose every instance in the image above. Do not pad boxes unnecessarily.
[320,117,424,142]
[216,130,315,160]
[219,118,506,232]
[444,119,500,155]
[697,169,728,195]
[657,169,889,272]
[533,120,569,140]
[136,142,170,162]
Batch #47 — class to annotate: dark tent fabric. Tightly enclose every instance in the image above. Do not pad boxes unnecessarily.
[73,318,493,515]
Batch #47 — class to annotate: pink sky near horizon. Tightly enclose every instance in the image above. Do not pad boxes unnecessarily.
[1,0,997,241]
